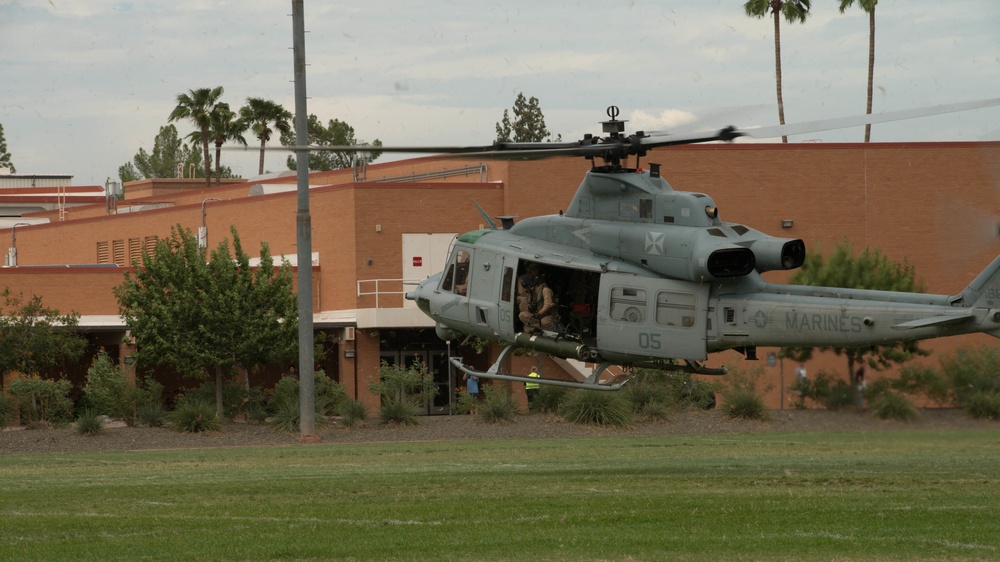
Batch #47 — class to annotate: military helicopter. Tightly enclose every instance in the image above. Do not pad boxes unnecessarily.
[290,98,1000,391]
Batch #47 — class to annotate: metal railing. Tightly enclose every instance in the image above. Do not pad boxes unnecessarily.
[357,278,424,308]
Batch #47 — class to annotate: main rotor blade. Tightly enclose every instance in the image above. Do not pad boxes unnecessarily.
[741,97,1000,140]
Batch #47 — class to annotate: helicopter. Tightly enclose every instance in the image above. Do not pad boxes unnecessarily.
[282,98,1000,391]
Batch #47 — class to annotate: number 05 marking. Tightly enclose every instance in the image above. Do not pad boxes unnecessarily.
[638,332,662,350]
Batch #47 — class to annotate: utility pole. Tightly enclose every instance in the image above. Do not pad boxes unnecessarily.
[292,0,316,440]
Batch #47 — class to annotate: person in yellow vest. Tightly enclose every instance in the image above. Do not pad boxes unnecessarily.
[525,365,541,404]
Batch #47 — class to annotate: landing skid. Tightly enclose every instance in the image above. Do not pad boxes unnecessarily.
[450,345,626,392]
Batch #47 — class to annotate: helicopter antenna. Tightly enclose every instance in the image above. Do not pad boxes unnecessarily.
[472,199,497,230]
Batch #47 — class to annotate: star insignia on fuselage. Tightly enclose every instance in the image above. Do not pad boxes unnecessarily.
[751,310,772,329]
[645,232,665,255]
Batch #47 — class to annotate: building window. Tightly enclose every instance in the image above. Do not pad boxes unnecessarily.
[144,236,158,257]
[97,241,109,264]
[113,239,125,266]
[128,238,141,265]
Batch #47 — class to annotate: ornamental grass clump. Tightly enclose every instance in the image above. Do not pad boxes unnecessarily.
[720,365,770,421]
[168,397,221,433]
[559,390,633,427]
[477,388,518,424]
[137,401,166,427]
[337,399,368,428]
[75,410,104,435]
[269,399,301,432]
[379,398,420,426]
[531,384,567,414]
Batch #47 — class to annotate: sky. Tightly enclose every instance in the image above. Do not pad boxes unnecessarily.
[1,0,998,186]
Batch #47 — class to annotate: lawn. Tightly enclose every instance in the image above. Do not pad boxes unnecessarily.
[2,429,999,560]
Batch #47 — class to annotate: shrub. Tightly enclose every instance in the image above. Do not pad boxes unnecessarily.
[624,373,674,413]
[823,379,857,411]
[665,372,718,410]
[722,388,769,420]
[168,397,221,433]
[963,392,1000,420]
[720,365,770,421]
[75,410,104,435]
[871,391,920,421]
[137,401,166,427]
[478,387,518,424]
[314,370,348,416]
[6,373,73,426]
[379,397,420,425]
[83,352,143,425]
[268,376,299,412]
[894,364,951,407]
[532,384,568,414]
[244,386,269,424]
[559,390,633,427]
[454,389,476,415]
[186,380,246,419]
[0,393,13,427]
[337,399,368,428]
[940,346,1000,407]
[368,361,437,406]
[269,371,347,418]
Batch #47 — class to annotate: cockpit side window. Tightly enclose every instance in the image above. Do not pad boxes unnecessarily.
[441,249,472,295]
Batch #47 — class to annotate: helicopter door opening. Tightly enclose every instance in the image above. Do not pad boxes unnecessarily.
[513,261,600,343]
[596,273,709,360]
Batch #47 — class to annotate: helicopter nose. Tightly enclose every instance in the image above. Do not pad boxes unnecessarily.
[406,274,440,316]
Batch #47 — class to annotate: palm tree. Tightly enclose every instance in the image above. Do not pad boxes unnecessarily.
[839,0,878,142]
[239,98,293,176]
[169,87,224,186]
[743,0,812,143]
[208,103,247,184]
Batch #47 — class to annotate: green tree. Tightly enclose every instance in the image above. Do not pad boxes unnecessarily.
[280,114,383,171]
[839,0,878,143]
[743,0,812,143]
[239,97,293,176]
[0,122,15,172]
[169,86,225,186]
[118,124,203,183]
[784,240,928,391]
[114,225,297,417]
[0,288,86,380]
[204,226,298,393]
[495,93,559,142]
[207,103,247,184]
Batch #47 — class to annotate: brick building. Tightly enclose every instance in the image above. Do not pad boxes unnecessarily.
[2,141,998,410]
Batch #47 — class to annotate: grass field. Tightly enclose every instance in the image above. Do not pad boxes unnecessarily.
[2,429,999,561]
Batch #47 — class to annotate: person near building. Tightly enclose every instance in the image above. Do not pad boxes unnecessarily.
[795,363,807,407]
[525,365,541,404]
[464,372,479,401]
[855,367,867,411]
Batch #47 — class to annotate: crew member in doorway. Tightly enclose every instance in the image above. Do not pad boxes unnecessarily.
[519,274,556,331]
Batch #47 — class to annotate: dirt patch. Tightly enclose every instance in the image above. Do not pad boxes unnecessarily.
[1,408,996,456]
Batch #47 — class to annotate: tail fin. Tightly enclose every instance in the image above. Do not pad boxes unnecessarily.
[956,254,1000,309]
